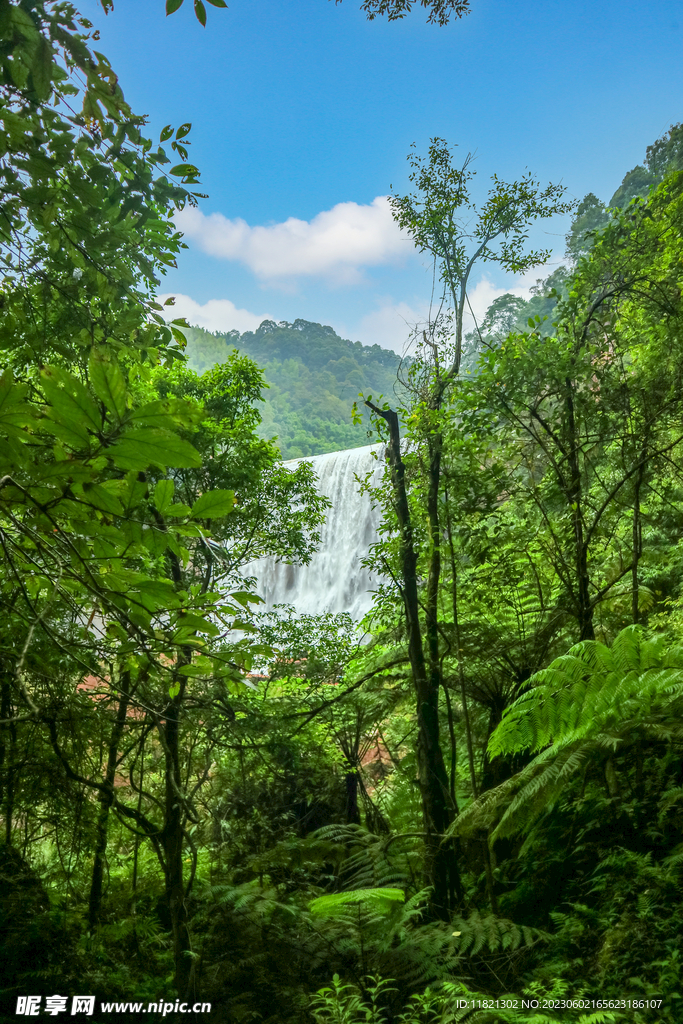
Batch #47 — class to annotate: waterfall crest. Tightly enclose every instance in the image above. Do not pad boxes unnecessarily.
[246,444,384,619]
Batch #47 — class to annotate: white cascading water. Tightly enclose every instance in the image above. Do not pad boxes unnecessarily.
[245,444,385,619]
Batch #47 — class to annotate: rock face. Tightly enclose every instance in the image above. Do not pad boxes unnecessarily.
[246,444,385,619]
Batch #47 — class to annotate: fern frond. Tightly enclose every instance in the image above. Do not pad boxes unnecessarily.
[490,625,683,758]
[450,909,547,957]
[309,888,404,917]
[478,626,683,843]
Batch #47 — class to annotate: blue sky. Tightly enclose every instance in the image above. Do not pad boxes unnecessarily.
[83,0,682,351]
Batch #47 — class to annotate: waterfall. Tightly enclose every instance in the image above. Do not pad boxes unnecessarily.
[246,444,385,619]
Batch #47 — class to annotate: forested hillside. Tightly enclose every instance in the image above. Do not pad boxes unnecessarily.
[183,320,405,458]
[460,122,683,366]
[3,3,683,1023]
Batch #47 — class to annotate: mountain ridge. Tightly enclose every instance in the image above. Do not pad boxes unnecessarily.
[183,318,405,459]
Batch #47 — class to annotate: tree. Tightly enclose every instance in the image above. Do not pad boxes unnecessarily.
[475,172,683,642]
[565,125,683,264]
[479,293,528,337]
[361,139,573,917]
[565,193,609,263]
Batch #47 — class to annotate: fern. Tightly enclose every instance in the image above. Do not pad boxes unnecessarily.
[310,976,625,1024]
[310,888,405,916]
[454,626,683,840]
[449,908,546,957]
[489,626,683,758]
[315,823,410,891]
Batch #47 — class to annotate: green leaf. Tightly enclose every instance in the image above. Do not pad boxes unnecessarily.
[41,365,101,433]
[109,429,201,470]
[0,374,33,437]
[81,483,124,516]
[175,122,192,139]
[190,489,235,519]
[229,591,265,608]
[177,664,206,677]
[128,397,200,430]
[133,580,181,611]
[194,0,207,25]
[164,503,192,517]
[142,527,168,556]
[244,644,273,657]
[119,472,148,513]
[10,5,40,39]
[166,0,184,14]
[174,613,220,636]
[89,350,128,422]
[41,416,91,451]
[160,124,174,142]
[154,478,175,513]
[169,164,200,177]
[206,0,228,6]
[31,33,53,101]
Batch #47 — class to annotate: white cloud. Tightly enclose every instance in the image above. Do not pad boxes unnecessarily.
[175,196,409,285]
[158,293,272,334]
[351,300,430,355]
[462,275,533,333]
[344,274,535,355]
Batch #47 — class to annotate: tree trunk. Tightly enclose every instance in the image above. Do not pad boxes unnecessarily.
[425,430,443,710]
[0,679,15,845]
[632,458,645,624]
[444,505,478,802]
[161,685,195,1000]
[345,769,361,825]
[88,683,130,930]
[565,383,594,640]
[366,401,460,917]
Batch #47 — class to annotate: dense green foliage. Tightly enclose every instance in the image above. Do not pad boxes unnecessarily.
[2,3,683,1022]
[183,319,405,459]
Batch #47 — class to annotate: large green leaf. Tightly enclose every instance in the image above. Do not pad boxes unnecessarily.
[118,472,149,513]
[41,415,92,451]
[31,33,53,101]
[142,526,169,556]
[133,580,181,612]
[41,365,101,432]
[109,428,201,470]
[128,397,200,430]
[81,482,124,516]
[0,373,33,437]
[173,612,220,637]
[154,478,175,513]
[190,489,235,519]
[89,349,128,422]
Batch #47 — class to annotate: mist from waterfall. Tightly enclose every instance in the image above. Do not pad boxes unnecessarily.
[246,444,385,619]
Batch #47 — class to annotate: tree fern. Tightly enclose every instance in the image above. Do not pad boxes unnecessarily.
[450,627,683,840]
[489,626,683,758]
